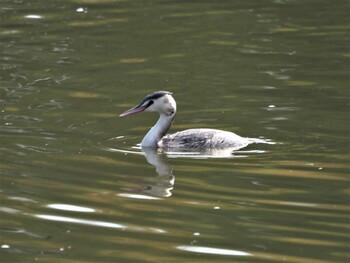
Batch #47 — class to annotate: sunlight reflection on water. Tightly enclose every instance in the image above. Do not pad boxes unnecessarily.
[177,245,251,256]
[47,204,96,212]
[117,193,162,200]
[34,214,166,234]
[35,214,126,229]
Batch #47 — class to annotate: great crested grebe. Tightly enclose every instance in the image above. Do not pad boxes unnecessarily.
[119,91,252,150]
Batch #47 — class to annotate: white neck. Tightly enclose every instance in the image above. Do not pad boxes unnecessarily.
[141,113,175,147]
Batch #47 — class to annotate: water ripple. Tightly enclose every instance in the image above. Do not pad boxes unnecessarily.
[29,99,69,111]
[2,115,42,122]
[15,144,61,153]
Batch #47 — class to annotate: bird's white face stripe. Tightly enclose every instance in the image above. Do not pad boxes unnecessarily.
[145,94,176,116]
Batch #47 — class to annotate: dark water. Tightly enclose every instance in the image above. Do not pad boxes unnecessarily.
[1,0,349,262]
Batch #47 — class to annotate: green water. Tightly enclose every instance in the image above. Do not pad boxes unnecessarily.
[1,0,349,262]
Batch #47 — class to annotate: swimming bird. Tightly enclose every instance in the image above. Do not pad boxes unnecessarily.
[119,91,252,150]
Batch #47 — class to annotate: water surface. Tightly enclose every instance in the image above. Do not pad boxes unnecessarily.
[1,0,349,262]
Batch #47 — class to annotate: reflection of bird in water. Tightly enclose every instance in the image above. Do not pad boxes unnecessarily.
[115,148,174,198]
[142,147,174,198]
[120,91,252,150]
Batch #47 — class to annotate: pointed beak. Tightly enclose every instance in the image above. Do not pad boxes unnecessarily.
[119,103,147,117]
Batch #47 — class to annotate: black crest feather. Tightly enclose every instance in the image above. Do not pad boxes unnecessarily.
[143,91,172,102]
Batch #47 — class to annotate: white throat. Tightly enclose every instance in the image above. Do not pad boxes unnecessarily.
[141,113,175,147]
